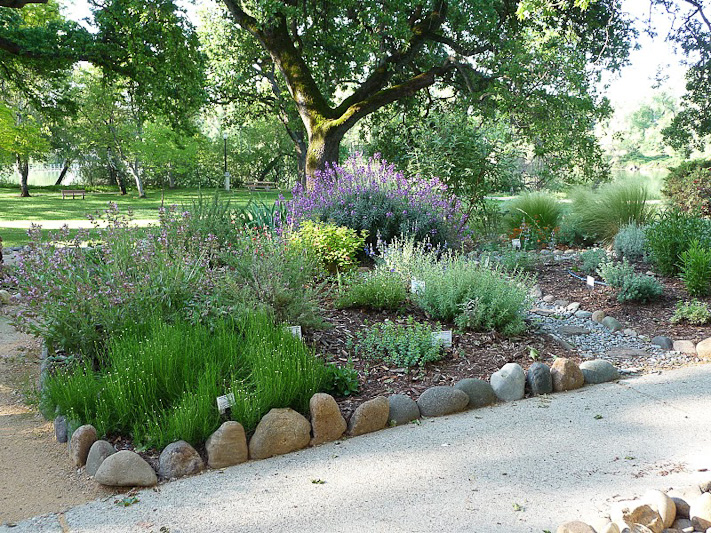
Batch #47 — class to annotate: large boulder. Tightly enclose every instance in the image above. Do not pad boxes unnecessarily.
[690,492,711,531]
[387,394,420,426]
[416,386,469,417]
[249,408,311,460]
[85,440,116,477]
[158,440,204,480]
[579,360,620,384]
[348,397,389,436]
[697,337,711,360]
[94,450,157,487]
[611,501,664,533]
[642,489,676,528]
[651,336,674,351]
[205,421,249,469]
[54,416,67,443]
[70,425,97,467]
[454,378,497,408]
[556,522,595,533]
[550,358,584,392]
[309,393,346,446]
[490,363,525,402]
[602,316,623,332]
[526,363,553,395]
[673,340,696,355]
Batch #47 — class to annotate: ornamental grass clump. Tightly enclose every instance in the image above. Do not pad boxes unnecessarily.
[504,192,563,249]
[283,153,468,249]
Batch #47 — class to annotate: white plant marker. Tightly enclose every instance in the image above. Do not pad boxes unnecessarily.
[216,393,236,414]
[512,238,521,250]
[410,278,426,295]
[287,325,302,339]
[431,330,453,348]
[586,275,595,289]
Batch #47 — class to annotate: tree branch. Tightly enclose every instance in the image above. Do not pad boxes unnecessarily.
[0,0,46,7]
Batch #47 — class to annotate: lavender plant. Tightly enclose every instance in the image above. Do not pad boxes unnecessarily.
[283,154,468,249]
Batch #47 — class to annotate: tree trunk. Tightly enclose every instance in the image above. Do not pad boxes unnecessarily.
[54,159,71,186]
[305,126,345,189]
[168,169,175,189]
[17,154,30,197]
[129,160,146,198]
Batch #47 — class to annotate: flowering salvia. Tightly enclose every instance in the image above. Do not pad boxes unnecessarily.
[282,153,469,248]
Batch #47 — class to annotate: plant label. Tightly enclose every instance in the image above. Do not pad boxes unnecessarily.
[512,238,521,249]
[410,278,426,295]
[431,330,453,348]
[216,393,235,414]
[586,275,595,289]
[287,325,302,339]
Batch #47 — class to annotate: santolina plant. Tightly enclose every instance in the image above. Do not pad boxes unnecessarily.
[282,153,469,249]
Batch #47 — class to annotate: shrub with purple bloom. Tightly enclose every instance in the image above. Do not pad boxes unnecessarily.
[283,154,468,248]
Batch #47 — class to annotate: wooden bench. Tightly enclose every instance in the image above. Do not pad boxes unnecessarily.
[245,181,277,191]
[61,189,86,199]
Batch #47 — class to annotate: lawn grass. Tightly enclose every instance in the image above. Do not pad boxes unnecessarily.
[0,186,286,247]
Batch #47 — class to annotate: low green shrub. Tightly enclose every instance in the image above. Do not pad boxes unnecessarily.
[290,220,366,273]
[617,274,663,303]
[597,259,636,288]
[671,299,711,325]
[372,234,438,282]
[645,209,711,276]
[352,317,443,368]
[335,270,407,311]
[679,240,711,296]
[613,222,647,261]
[580,248,609,275]
[504,192,563,249]
[325,363,360,397]
[662,159,711,216]
[414,256,533,336]
[570,181,655,243]
[555,211,596,247]
[479,249,541,272]
[41,313,330,447]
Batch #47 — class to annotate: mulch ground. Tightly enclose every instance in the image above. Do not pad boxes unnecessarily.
[305,254,711,419]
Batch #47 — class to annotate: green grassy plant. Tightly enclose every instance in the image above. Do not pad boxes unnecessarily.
[570,181,655,243]
[504,192,563,249]
[645,209,711,276]
[679,240,711,297]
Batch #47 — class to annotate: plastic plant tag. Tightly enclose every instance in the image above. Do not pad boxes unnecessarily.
[512,238,521,250]
[431,330,453,348]
[586,276,595,289]
[410,278,426,295]
[216,393,235,414]
[287,325,302,339]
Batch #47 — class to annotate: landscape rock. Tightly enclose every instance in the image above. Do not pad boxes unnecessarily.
[54,416,67,443]
[611,502,664,533]
[0,289,10,305]
[416,386,469,417]
[651,336,674,351]
[670,518,693,530]
[526,362,553,395]
[602,316,624,332]
[554,299,570,308]
[697,337,711,360]
[690,493,711,531]
[454,379,497,408]
[309,393,347,445]
[643,489,677,528]
[566,302,581,312]
[533,307,558,317]
[530,285,543,298]
[668,487,700,519]
[94,450,157,487]
[85,440,116,477]
[388,394,420,426]
[546,333,576,352]
[557,521,595,533]
[490,363,525,401]
[580,360,620,384]
[592,310,606,323]
[558,326,591,336]
[543,295,555,303]
[158,440,204,480]
[348,397,389,436]
[250,408,311,459]
[670,498,691,520]
[551,358,585,392]
[205,421,248,469]
[623,328,638,337]
[606,347,650,358]
[70,424,97,467]
[597,523,620,533]
[575,310,593,319]
[672,340,696,355]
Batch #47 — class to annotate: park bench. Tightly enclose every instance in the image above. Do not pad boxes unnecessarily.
[245,180,277,191]
[61,189,86,199]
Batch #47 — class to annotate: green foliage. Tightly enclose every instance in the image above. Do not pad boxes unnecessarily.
[414,256,533,336]
[325,363,360,397]
[613,222,647,261]
[352,317,443,369]
[662,159,711,217]
[41,313,329,447]
[335,270,407,311]
[504,192,563,248]
[570,181,655,243]
[289,221,366,274]
[596,259,636,288]
[580,248,609,275]
[671,299,711,325]
[679,240,711,297]
[237,198,287,230]
[645,209,711,276]
[616,274,663,303]
[555,211,596,247]
[480,249,542,273]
